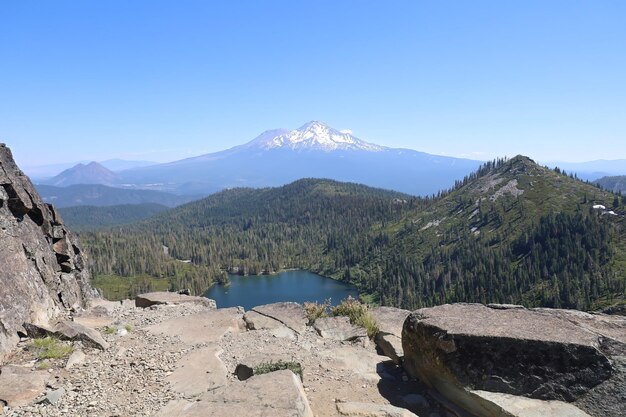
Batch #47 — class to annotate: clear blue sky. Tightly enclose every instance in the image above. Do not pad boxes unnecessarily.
[1,1,625,167]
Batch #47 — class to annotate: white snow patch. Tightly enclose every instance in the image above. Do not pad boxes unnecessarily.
[593,204,606,210]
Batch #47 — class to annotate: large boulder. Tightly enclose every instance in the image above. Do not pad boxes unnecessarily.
[24,320,109,350]
[135,292,216,308]
[402,303,625,417]
[0,144,96,359]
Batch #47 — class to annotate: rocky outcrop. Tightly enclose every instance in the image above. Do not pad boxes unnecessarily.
[135,292,216,308]
[0,144,95,359]
[402,303,626,417]
[0,365,50,407]
[336,401,419,417]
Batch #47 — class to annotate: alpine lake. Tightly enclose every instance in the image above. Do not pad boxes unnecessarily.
[204,269,359,310]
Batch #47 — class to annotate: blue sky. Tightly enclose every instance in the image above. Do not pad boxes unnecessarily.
[1,1,625,167]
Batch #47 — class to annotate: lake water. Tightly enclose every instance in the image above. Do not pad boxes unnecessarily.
[204,270,359,310]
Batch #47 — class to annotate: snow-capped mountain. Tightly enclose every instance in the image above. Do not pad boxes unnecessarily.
[116,121,483,196]
[244,121,385,152]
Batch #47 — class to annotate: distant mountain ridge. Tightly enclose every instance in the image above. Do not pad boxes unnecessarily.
[36,184,200,208]
[595,175,626,193]
[117,121,483,196]
[45,161,119,186]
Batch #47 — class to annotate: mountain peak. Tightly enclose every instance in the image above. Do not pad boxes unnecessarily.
[247,121,386,152]
[46,161,120,187]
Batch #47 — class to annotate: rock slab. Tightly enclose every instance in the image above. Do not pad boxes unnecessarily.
[24,320,109,350]
[252,302,308,334]
[402,303,623,416]
[167,346,227,397]
[135,292,216,308]
[157,370,313,417]
[336,401,419,417]
[0,365,49,407]
[313,316,367,341]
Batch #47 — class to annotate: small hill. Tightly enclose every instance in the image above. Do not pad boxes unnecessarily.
[46,161,119,186]
[59,203,170,231]
[595,175,626,194]
[35,184,200,207]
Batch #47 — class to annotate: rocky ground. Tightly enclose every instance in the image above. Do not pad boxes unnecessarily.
[2,295,624,417]
[0,295,450,417]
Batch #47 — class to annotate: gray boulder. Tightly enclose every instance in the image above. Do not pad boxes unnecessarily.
[0,365,50,407]
[0,144,96,359]
[402,303,625,416]
[24,320,109,350]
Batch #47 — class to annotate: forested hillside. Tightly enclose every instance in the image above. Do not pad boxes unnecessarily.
[595,175,626,194]
[78,157,626,309]
[59,203,170,230]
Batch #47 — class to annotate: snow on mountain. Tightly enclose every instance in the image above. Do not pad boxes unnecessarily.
[245,121,385,152]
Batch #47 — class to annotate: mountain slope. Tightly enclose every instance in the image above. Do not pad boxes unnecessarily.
[35,184,200,207]
[80,157,626,309]
[595,175,626,194]
[45,161,119,186]
[118,121,482,196]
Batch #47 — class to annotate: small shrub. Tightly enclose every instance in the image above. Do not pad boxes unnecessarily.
[303,299,330,325]
[31,337,73,360]
[124,324,134,332]
[104,326,116,334]
[254,360,303,381]
[331,296,379,338]
[36,360,51,370]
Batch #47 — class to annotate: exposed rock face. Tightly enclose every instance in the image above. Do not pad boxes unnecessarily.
[252,302,308,334]
[0,144,95,359]
[402,303,626,417]
[0,365,50,407]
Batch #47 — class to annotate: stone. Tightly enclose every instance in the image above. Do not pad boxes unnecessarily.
[470,390,592,417]
[147,307,245,345]
[375,333,403,364]
[234,353,299,381]
[322,346,386,383]
[24,320,109,350]
[156,370,313,417]
[0,144,96,359]
[402,303,625,416]
[135,292,216,308]
[243,310,284,330]
[0,365,49,407]
[313,316,367,341]
[370,307,410,337]
[43,388,66,405]
[252,302,308,334]
[167,346,227,397]
[65,349,86,369]
[336,401,419,417]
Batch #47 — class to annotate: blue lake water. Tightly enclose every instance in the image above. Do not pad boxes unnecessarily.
[204,270,359,310]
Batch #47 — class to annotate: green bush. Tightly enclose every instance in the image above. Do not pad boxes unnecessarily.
[31,337,73,360]
[331,296,379,338]
[303,299,330,325]
[254,361,303,381]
